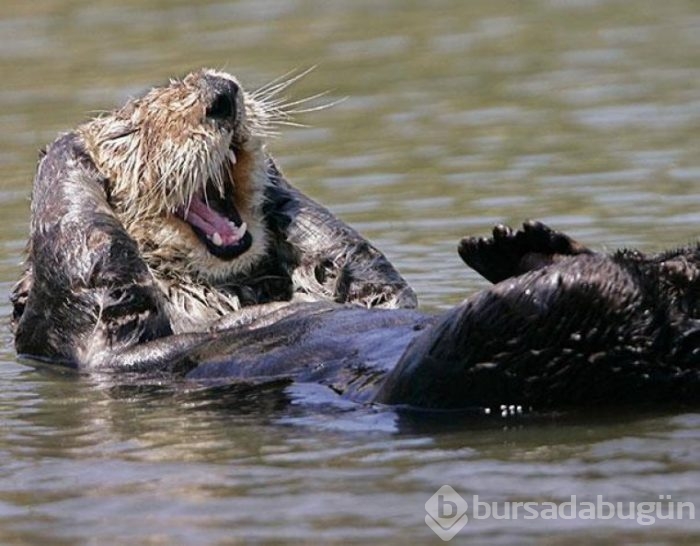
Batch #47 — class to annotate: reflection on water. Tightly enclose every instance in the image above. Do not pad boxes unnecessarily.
[1,0,700,543]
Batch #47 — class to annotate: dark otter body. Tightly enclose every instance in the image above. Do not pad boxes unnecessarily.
[181,243,700,411]
[13,131,700,412]
[11,71,700,413]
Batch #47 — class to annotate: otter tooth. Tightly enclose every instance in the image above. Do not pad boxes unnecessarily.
[238,222,247,237]
[229,149,237,165]
[211,232,223,246]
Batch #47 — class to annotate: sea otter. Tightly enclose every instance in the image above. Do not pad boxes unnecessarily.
[11,69,415,350]
[11,69,700,412]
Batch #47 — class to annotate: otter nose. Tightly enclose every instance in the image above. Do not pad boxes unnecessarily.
[205,77,239,122]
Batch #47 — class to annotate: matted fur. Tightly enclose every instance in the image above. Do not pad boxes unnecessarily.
[13,68,416,342]
[12,71,700,411]
[78,69,271,283]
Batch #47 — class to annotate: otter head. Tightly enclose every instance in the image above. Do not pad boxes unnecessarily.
[79,69,278,280]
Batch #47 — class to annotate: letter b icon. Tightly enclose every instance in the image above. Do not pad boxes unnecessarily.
[439,495,458,519]
[425,485,469,541]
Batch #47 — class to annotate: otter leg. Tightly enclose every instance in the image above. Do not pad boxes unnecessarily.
[458,220,592,284]
[373,252,693,410]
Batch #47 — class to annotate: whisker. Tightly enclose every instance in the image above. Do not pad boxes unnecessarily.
[271,90,332,109]
[265,120,309,129]
[251,66,317,99]
[283,96,347,115]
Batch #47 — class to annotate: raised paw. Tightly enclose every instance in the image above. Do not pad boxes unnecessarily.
[458,220,592,284]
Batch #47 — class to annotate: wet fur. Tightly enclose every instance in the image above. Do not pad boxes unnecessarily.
[12,70,416,349]
[378,243,700,409]
[11,70,700,412]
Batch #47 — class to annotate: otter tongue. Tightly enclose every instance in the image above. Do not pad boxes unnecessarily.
[183,195,247,246]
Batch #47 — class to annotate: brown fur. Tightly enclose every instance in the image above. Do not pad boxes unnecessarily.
[78,69,270,284]
[13,68,416,339]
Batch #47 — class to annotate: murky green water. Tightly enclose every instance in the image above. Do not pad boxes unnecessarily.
[1,0,700,543]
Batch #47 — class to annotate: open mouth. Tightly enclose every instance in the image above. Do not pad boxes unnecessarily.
[176,179,253,261]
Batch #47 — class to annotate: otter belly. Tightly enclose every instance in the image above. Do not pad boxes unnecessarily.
[184,304,434,403]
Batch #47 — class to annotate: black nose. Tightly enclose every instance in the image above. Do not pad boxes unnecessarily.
[205,76,239,122]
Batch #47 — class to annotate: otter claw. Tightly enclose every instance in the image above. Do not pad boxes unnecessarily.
[523,219,547,233]
[493,224,513,240]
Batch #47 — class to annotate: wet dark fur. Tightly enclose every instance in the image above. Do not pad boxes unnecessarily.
[11,131,415,364]
[380,232,700,408]
[11,108,700,413]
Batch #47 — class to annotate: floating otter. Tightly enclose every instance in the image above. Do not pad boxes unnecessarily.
[12,69,415,350]
[11,69,700,412]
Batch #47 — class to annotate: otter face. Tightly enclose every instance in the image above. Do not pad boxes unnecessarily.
[79,69,277,280]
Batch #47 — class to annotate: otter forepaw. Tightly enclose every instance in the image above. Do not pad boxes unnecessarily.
[458,220,592,284]
[458,223,525,284]
[520,220,590,256]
